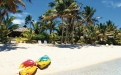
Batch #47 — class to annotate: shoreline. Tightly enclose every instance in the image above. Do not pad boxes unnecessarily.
[52,58,121,75]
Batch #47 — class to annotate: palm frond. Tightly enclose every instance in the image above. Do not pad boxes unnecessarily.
[17,0,26,8]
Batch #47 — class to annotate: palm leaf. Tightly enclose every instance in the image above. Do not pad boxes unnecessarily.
[17,0,26,8]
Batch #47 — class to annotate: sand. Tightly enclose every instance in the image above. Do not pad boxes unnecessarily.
[0,43,121,75]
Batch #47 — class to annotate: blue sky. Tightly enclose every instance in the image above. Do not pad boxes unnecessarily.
[11,0,121,28]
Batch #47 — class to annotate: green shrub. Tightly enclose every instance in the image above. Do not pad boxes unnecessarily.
[48,33,61,43]
[32,34,45,40]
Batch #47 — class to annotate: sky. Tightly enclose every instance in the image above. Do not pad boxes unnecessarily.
[11,0,121,28]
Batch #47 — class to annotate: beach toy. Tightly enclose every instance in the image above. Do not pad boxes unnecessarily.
[19,59,37,75]
[36,55,51,69]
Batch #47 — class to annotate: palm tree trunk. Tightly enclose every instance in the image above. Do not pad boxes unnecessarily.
[64,19,69,44]
[64,23,68,44]
[50,23,52,34]
[71,18,75,44]
[61,17,64,44]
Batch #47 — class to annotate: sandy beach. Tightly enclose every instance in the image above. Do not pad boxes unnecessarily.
[0,43,121,75]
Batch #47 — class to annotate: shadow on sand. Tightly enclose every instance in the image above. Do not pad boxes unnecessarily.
[52,58,121,75]
[0,43,27,52]
[54,44,102,49]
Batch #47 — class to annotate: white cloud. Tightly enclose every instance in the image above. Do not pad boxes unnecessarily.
[116,3,121,7]
[102,0,121,8]
[33,20,37,23]
[11,13,23,18]
[10,12,29,18]
[12,19,24,24]
[22,12,29,15]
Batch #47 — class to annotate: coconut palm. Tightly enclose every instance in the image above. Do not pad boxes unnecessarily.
[25,15,34,29]
[89,26,98,44]
[0,0,32,24]
[22,28,35,43]
[32,22,40,34]
[44,0,67,43]
[39,20,49,33]
[105,20,118,44]
[0,24,10,42]
[74,24,84,44]
[82,6,96,26]
[97,23,107,36]
[40,8,59,34]
[46,20,58,34]
[105,20,116,39]
[24,15,35,41]
[56,23,62,36]
[106,20,117,32]
[96,20,118,44]
[43,0,82,44]
[0,16,18,42]
[65,1,83,44]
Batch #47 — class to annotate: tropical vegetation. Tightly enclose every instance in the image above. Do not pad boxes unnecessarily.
[0,0,121,45]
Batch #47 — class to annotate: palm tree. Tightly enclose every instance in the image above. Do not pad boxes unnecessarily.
[105,20,117,44]
[2,16,19,31]
[43,0,81,44]
[0,0,32,24]
[46,0,67,43]
[98,23,107,34]
[56,23,62,36]
[32,22,40,34]
[97,20,117,44]
[97,23,106,41]
[39,20,48,33]
[106,20,117,32]
[48,2,55,8]
[65,1,83,44]
[22,28,35,42]
[47,20,58,34]
[39,8,59,35]
[0,16,19,42]
[25,15,34,29]
[25,15,34,38]
[74,24,84,44]
[88,26,97,44]
[82,6,96,26]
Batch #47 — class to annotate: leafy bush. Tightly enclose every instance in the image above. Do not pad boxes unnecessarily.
[0,25,11,43]
[15,37,27,43]
[0,36,10,43]
[48,33,61,43]
[30,32,49,43]
[32,34,45,40]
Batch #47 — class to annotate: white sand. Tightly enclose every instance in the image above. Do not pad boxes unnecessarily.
[0,43,121,75]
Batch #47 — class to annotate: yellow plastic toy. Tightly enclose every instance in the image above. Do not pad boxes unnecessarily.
[19,66,37,75]
[19,59,37,75]
[36,55,51,69]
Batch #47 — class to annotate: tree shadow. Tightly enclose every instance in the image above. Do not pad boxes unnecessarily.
[0,43,27,52]
[54,44,84,49]
[54,44,103,49]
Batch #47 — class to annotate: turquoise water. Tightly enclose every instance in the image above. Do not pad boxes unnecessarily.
[52,58,121,75]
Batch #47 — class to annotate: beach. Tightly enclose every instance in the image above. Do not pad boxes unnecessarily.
[0,43,121,75]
